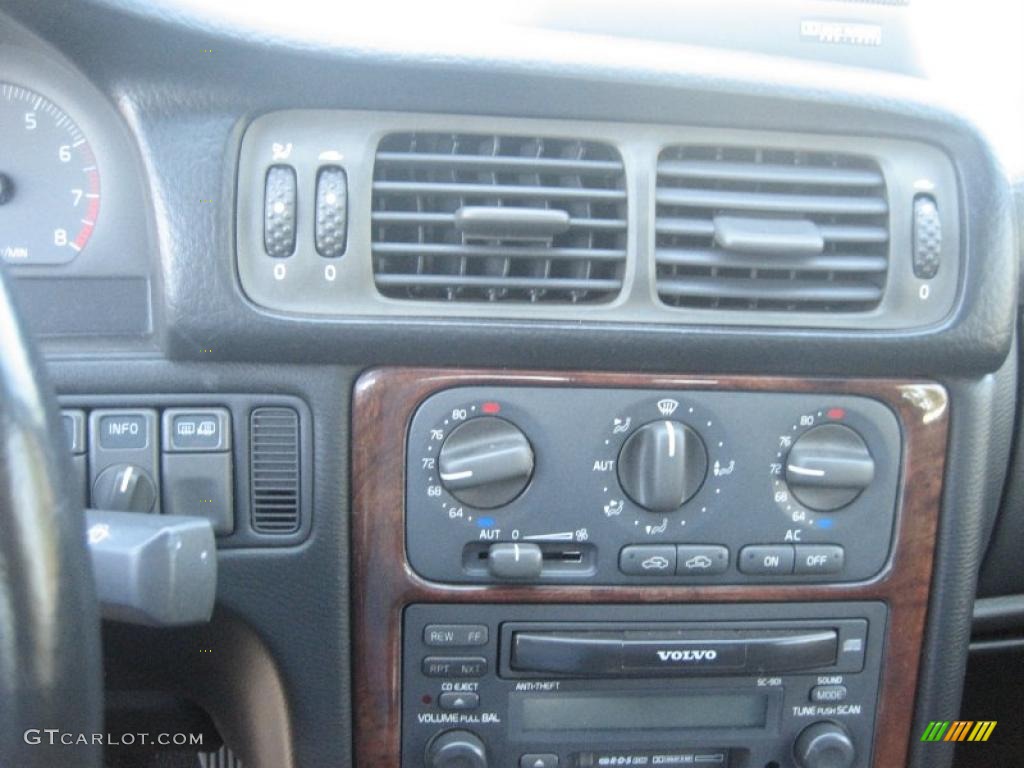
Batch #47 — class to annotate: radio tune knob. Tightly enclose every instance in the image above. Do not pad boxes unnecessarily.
[617,420,708,513]
[426,730,488,768]
[793,721,856,768]
[785,424,875,512]
[438,417,534,509]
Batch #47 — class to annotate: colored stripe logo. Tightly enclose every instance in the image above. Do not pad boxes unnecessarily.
[921,721,997,742]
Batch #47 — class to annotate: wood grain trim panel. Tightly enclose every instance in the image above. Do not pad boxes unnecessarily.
[352,368,948,768]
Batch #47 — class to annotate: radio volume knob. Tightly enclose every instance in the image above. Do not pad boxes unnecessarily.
[793,721,856,768]
[617,421,708,513]
[426,730,488,768]
[438,417,534,509]
[785,424,875,512]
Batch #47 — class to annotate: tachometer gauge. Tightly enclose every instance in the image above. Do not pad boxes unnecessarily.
[0,82,100,265]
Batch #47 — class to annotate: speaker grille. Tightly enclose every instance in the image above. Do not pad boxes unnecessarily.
[249,407,300,535]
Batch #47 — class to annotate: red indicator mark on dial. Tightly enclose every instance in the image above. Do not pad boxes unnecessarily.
[827,407,846,420]
[481,402,501,414]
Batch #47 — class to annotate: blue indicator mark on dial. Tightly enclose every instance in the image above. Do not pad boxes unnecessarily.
[477,517,495,529]
[817,518,834,529]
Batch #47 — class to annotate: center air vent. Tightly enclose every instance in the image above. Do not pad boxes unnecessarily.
[655,146,889,312]
[371,133,627,303]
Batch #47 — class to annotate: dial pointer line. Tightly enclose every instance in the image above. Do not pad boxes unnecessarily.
[787,464,826,477]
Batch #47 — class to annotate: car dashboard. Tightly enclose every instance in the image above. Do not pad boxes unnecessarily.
[0,1,1022,767]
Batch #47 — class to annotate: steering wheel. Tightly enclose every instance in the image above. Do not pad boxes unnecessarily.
[0,267,103,766]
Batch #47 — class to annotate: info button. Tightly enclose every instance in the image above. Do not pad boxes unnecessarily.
[98,413,150,450]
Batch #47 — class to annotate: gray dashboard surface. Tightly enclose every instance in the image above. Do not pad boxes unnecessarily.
[0,0,1017,378]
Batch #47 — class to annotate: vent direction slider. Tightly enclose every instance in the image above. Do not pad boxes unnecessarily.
[455,206,571,241]
[713,216,824,256]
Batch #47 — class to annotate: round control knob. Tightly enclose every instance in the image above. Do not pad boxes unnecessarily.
[438,417,534,509]
[425,729,488,768]
[617,420,708,513]
[793,721,856,768]
[785,424,875,512]
[91,464,157,513]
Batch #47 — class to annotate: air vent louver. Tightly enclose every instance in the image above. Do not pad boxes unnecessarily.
[249,407,300,534]
[655,146,889,312]
[372,133,628,303]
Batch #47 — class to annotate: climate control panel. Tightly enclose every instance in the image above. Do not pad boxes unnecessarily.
[406,387,902,584]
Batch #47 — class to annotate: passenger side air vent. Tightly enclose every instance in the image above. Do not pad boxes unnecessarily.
[655,146,889,312]
[249,407,300,534]
[372,133,628,303]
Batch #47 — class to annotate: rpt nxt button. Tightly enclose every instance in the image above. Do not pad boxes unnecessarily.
[422,657,488,678]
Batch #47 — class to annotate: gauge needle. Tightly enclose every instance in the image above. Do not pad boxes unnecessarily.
[0,173,13,205]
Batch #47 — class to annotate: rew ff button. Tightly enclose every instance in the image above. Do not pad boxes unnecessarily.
[424,624,489,647]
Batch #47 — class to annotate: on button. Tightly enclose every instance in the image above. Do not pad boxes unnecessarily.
[739,545,795,575]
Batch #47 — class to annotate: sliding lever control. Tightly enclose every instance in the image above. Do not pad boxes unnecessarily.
[92,463,157,513]
[786,424,875,512]
[438,417,534,509]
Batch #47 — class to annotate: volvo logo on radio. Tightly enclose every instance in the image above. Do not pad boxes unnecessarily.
[655,648,718,663]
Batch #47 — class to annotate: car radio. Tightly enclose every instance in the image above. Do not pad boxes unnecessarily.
[406,387,902,585]
[403,602,886,768]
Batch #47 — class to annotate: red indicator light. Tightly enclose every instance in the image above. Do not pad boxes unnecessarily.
[421,694,432,705]
[482,402,501,414]
[827,408,846,420]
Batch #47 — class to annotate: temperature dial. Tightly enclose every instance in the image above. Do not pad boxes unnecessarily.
[617,420,708,513]
[438,417,534,509]
[786,424,875,512]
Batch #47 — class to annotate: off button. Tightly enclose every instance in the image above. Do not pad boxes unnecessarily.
[794,545,845,575]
